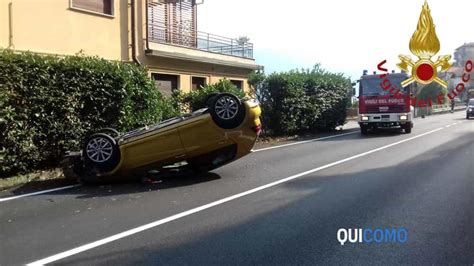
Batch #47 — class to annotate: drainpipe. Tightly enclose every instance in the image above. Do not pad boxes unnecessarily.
[145,0,150,51]
[131,0,140,64]
[8,2,13,48]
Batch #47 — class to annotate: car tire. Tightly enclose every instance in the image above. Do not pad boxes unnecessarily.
[467,113,470,120]
[404,125,412,134]
[98,128,120,138]
[83,133,121,174]
[360,126,368,135]
[209,93,245,129]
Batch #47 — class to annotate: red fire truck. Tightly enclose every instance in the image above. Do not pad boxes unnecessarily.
[358,71,414,134]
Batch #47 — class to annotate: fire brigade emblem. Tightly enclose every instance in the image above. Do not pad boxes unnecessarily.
[397,0,451,88]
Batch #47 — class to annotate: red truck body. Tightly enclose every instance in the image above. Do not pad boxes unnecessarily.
[358,72,414,134]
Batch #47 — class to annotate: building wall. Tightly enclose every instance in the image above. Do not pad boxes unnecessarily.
[0,2,8,48]
[1,0,255,94]
[0,0,129,60]
[145,56,252,93]
[148,67,251,94]
[135,0,254,94]
[454,44,474,67]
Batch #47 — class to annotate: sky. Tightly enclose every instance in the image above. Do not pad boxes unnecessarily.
[197,0,474,81]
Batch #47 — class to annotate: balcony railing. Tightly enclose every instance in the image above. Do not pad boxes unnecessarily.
[148,22,254,59]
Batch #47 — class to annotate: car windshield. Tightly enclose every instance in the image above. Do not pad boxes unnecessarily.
[360,77,408,96]
[469,99,474,105]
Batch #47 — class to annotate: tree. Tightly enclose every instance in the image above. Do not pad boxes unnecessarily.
[237,36,250,46]
[418,83,448,105]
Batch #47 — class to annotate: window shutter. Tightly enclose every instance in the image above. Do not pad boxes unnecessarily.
[148,1,168,42]
[148,0,196,47]
[72,0,113,15]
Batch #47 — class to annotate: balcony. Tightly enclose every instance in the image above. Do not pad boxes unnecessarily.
[147,23,254,59]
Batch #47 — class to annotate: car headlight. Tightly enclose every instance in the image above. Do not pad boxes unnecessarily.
[361,116,369,121]
[400,115,408,121]
[469,108,473,112]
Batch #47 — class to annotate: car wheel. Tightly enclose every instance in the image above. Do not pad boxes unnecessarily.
[83,133,121,174]
[467,113,470,120]
[209,93,245,129]
[404,125,412,134]
[98,128,120,138]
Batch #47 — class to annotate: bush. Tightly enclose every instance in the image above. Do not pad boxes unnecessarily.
[258,65,352,136]
[0,50,177,177]
[418,83,448,105]
[173,79,246,112]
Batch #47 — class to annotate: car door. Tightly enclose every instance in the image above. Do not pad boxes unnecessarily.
[119,126,186,171]
[177,116,229,158]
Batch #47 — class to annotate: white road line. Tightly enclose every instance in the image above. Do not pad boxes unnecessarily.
[253,131,359,153]
[27,127,444,265]
[0,185,81,203]
[3,131,357,203]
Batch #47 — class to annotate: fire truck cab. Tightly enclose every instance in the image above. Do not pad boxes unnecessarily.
[358,71,414,134]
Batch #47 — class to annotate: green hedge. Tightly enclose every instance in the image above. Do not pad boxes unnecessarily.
[258,65,352,136]
[0,50,177,177]
[172,79,246,112]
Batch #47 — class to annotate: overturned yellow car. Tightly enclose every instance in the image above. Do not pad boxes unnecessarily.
[64,93,262,182]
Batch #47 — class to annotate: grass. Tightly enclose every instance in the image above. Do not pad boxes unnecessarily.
[0,168,65,191]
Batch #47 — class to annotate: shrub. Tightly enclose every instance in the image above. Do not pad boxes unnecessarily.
[0,50,177,177]
[258,65,352,136]
[418,83,448,105]
[173,79,246,112]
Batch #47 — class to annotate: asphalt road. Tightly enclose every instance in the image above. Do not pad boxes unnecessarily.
[1,112,473,265]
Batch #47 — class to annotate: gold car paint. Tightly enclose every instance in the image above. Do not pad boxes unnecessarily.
[117,128,185,173]
[178,117,229,158]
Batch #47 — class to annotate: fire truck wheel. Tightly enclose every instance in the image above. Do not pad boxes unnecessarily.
[404,125,412,134]
[360,126,369,135]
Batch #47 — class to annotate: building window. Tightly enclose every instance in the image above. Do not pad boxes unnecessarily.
[152,73,180,97]
[230,80,243,90]
[192,77,206,90]
[70,0,114,16]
